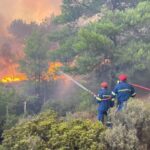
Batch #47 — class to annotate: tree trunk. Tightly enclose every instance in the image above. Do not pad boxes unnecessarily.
[24,101,27,117]
[6,105,9,123]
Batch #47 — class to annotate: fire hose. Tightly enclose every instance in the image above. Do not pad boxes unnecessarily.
[130,83,150,92]
[60,72,150,101]
[60,72,106,101]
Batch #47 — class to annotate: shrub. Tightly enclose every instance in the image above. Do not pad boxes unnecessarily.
[2,111,105,150]
[103,99,150,150]
[2,99,150,150]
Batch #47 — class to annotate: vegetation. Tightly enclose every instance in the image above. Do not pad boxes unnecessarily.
[0,0,149,149]
[102,99,150,150]
[2,100,150,150]
[20,31,50,110]
[2,111,105,150]
[53,0,104,23]
[50,1,150,86]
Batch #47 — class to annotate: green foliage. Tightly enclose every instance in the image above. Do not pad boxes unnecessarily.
[4,115,18,130]
[0,145,4,150]
[111,1,150,78]
[61,0,84,22]
[2,99,150,150]
[49,26,78,63]
[76,55,99,73]
[0,85,19,119]
[51,1,150,85]
[103,99,150,150]
[2,111,105,150]
[0,85,21,145]
[1,1,150,148]
[115,41,150,76]
[20,31,49,80]
[20,31,53,112]
[75,28,113,53]
[53,0,104,23]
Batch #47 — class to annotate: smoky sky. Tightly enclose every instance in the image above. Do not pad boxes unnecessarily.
[0,0,61,23]
[0,0,62,37]
[0,0,62,74]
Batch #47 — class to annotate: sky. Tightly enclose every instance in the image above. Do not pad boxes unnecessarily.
[0,0,62,36]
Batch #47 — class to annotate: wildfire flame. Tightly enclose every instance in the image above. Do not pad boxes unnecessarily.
[0,64,27,83]
[47,62,64,80]
[0,62,64,83]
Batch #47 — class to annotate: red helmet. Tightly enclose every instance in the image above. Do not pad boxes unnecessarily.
[118,74,127,81]
[100,82,108,88]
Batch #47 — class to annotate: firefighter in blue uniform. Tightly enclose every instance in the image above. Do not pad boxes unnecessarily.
[112,74,136,112]
[95,82,114,123]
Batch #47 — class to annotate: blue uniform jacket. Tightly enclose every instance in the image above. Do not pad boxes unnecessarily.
[97,88,114,112]
[112,81,136,103]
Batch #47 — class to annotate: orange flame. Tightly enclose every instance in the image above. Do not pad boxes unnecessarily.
[0,64,27,83]
[0,62,64,83]
[46,62,65,80]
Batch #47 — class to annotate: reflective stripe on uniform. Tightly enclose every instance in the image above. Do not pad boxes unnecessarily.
[96,97,102,101]
[96,96,111,101]
[112,98,115,101]
[112,91,116,95]
[103,95,111,98]
[118,89,131,92]
[132,93,136,96]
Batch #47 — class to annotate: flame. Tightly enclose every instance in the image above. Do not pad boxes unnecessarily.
[0,64,27,83]
[0,0,63,83]
[0,62,64,83]
[46,62,64,80]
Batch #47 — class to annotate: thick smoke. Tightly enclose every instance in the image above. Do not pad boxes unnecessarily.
[0,0,61,23]
[0,0,62,79]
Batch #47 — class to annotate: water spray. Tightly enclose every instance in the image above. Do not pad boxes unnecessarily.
[59,71,150,102]
[59,71,102,101]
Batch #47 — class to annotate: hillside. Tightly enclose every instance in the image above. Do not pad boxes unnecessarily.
[2,100,150,150]
[0,0,149,149]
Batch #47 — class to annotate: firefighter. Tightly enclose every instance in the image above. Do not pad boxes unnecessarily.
[95,82,114,123]
[112,74,136,112]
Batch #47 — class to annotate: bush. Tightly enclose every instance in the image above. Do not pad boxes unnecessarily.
[0,145,4,150]
[2,111,105,150]
[102,99,150,150]
[2,99,150,150]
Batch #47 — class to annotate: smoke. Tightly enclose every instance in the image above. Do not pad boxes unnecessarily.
[0,0,62,79]
[0,16,8,38]
[0,0,62,48]
[0,0,61,24]
[0,0,62,41]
